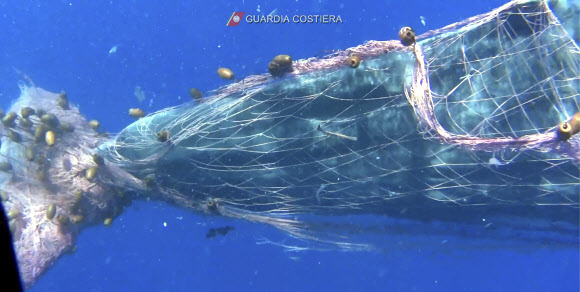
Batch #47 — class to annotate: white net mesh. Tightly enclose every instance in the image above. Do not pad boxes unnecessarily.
[100,0,579,245]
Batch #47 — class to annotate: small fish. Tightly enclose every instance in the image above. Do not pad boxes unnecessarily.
[206,226,235,238]
[420,16,426,26]
[317,124,357,141]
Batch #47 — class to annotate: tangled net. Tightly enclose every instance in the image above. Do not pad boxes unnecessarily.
[102,0,578,244]
[0,0,578,288]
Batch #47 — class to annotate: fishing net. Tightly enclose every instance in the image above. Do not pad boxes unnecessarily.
[0,0,578,287]
[102,0,579,230]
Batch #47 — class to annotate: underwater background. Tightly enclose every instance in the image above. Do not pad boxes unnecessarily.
[0,0,578,291]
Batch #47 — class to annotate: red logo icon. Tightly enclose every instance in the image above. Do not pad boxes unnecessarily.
[226,12,245,26]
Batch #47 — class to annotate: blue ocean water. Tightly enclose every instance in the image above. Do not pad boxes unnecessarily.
[0,0,578,291]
